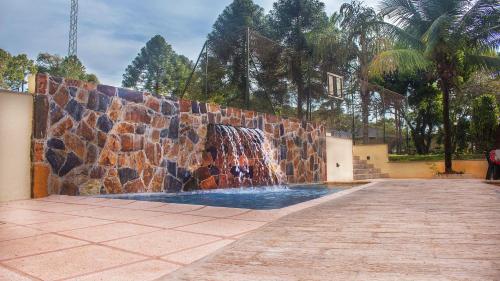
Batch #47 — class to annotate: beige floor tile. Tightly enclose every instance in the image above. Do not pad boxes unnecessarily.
[0,225,46,242]
[129,213,214,229]
[149,203,205,213]
[27,217,112,232]
[64,207,165,221]
[37,195,87,203]
[0,233,88,260]
[162,239,235,265]
[0,209,77,225]
[87,198,137,206]
[67,259,180,281]
[70,197,110,205]
[2,200,56,210]
[21,202,101,213]
[185,206,250,218]
[116,201,167,210]
[231,210,287,222]
[0,265,34,281]
[103,229,220,256]
[3,245,144,280]
[176,219,267,237]
[60,222,161,242]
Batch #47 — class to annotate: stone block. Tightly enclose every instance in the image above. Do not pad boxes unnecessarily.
[50,103,64,125]
[97,114,114,133]
[99,148,117,166]
[64,133,85,159]
[118,88,143,103]
[58,152,83,176]
[168,117,179,139]
[65,99,84,121]
[97,93,111,113]
[97,84,117,97]
[123,178,145,193]
[179,99,191,113]
[33,163,50,198]
[124,105,151,124]
[46,149,65,174]
[34,95,49,139]
[116,122,135,134]
[104,175,122,194]
[53,86,69,108]
[161,100,178,116]
[145,96,160,112]
[118,168,139,185]
[164,175,182,193]
[60,181,79,196]
[36,73,48,94]
[77,121,95,142]
[33,141,45,162]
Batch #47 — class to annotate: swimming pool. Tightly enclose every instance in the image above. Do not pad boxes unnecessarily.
[101,184,352,210]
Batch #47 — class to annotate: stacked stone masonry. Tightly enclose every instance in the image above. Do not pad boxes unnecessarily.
[32,74,326,196]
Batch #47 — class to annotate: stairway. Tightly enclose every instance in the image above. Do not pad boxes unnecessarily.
[353,156,390,180]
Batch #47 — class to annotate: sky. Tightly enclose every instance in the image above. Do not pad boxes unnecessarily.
[0,0,378,86]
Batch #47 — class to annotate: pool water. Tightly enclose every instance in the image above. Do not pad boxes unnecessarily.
[102,185,352,210]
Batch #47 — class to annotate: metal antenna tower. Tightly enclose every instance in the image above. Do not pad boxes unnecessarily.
[68,0,78,57]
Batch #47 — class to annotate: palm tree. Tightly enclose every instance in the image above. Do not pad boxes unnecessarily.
[371,0,500,173]
[340,1,384,143]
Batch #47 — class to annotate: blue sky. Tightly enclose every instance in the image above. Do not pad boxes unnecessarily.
[0,0,378,86]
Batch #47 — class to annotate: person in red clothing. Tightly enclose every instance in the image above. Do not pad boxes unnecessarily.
[486,148,500,180]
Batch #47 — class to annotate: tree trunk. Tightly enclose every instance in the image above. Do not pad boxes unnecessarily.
[438,76,453,173]
[359,32,370,143]
[297,82,304,119]
[360,86,369,144]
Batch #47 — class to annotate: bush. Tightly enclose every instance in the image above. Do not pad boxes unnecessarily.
[470,94,499,152]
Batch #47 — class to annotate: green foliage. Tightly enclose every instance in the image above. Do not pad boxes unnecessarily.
[373,0,500,172]
[268,0,328,118]
[122,35,191,95]
[389,153,483,162]
[206,0,266,106]
[0,48,36,91]
[36,53,98,83]
[470,94,499,152]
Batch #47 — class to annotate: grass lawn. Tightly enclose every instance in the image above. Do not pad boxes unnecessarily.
[389,154,484,162]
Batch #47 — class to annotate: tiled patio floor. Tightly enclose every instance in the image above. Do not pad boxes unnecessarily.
[166,180,500,281]
[0,185,368,280]
[0,197,268,280]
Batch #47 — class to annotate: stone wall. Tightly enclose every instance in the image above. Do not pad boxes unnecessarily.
[32,74,326,196]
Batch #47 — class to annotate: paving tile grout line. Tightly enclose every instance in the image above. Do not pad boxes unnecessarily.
[0,260,44,281]
[54,257,152,281]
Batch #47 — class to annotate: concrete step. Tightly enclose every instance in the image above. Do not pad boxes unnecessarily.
[353,164,369,169]
[354,173,388,180]
[353,168,380,175]
[353,156,360,161]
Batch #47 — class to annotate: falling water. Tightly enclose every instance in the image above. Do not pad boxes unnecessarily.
[198,124,285,189]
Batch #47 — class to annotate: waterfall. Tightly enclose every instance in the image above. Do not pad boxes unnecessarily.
[195,124,284,189]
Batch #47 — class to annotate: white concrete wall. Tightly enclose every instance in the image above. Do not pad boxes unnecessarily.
[326,136,353,182]
[0,91,33,201]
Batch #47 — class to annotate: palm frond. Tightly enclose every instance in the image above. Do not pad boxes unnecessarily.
[369,49,430,78]
[422,13,451,56]
[455,0,500,51]
[379,0,424,29]
[465,54,500,71]
[375,20,424,49]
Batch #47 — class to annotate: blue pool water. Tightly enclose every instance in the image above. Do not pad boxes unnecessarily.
[103,185,352,210]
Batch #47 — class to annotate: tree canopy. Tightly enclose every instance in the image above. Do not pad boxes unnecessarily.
[0,48,36,91]
[122,35,191,96]
[369,0,500,172]
[36,53,99,83]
